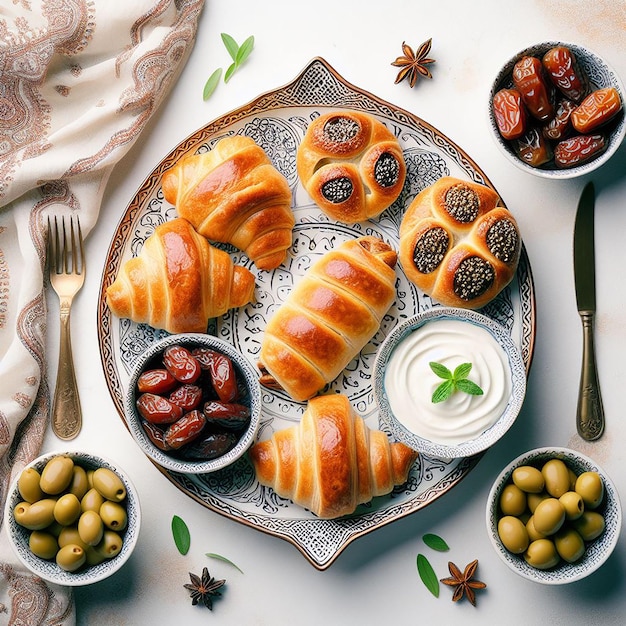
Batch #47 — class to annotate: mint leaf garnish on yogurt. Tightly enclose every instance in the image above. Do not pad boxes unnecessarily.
[429,361,484,403]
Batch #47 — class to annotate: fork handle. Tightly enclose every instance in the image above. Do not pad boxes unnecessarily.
[51,303,82,440]
[576,311,604,441]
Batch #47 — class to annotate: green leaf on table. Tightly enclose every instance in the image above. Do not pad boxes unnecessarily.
[172,515,191,555]
[236,35,255,65]
[430,361,484,403]
[224,61,238,83]
[203,68,222,100]
[221,32,239,61]
[422,533,450,552]
[206,553,244,574]
[417,553,439,597]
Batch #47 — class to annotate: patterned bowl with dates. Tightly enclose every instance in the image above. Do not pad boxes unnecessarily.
[123,333,262,474]
[488,41,625,179]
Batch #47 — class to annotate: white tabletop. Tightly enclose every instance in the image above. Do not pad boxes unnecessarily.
[43,1,626,623]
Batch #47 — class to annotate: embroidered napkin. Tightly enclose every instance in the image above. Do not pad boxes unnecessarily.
[0,1,204,622]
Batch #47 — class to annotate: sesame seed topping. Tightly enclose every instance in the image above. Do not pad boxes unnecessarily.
[444,184,480,223]
[321,177,353,203]
[374,152,401,188]
[413,227,449,273]
[486,218,519,263]
[453,256,495,301]
[323,116,361,144]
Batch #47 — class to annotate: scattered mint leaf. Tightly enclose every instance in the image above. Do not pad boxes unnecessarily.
[206,553,244,574]
[224,61,237,83]
[236,36,255,65]
[422,533,450,552]
[203,68,222,100]
[172,515,191,555]
[417,553,440,597]
[430,361,484,403]
[203,34,255,100]
[221,33,239,61]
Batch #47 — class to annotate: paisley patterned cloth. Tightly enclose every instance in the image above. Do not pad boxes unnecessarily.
[0,1,204,622]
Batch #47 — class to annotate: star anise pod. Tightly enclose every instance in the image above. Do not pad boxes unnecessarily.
[392,38,435,87]
[440,559,486,606]
[184,567,226,610]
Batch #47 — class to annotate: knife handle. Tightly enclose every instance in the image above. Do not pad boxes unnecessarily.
[576,311,605,441]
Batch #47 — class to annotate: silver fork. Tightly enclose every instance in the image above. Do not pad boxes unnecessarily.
[48,215,86,440]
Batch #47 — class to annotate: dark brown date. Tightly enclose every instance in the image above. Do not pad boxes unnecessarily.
[169,384,203,411]
[512,56,554,122]
[163,345,201,384]
[192,348,238,402]
[554,134,607,168]
[177,431,239,461]
[542,98,576,141]
[164,410,207,450]
[542,46,589,103]
[136,393,183,424]
[571,87,623,134]
[493,88,527,140]
[204,401,251,431]
[141,420,172,451]
[515,127,554,168]
[137,369,177,395]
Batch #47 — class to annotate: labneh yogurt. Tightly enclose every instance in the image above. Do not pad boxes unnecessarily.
[383,318,512,446]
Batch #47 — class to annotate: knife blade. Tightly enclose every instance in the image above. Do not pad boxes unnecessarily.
[573,181,604,440]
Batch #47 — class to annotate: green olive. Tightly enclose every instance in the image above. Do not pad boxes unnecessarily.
[575,471,604,509]
[499,484,527,516]
[85,546,106,566]
[92,468,126,503]
[53,493,82,526]
[525,516,547,542]
[542,459,571,498]
[29,530,59,560]
[69,465,90,501]
[532,498,565,535]
[512,465,545,493]
[527,491,550,514]
[14,498,57,530]
[559,491,584,521]
[77,510,104,546]
[572,511,605,541]
[99,501,127,531]
[58,526,90,551]
[40,455,74,495]
[524,538,560,570]
[18,467,44,503]
[568,468,578,491]
[81,488,105,513]
[95,530,123,559]
[498,515,529,554]
[56,544,86,572]
[554,527,585,563]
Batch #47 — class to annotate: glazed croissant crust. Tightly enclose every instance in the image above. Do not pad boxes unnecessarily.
[161,136,294,271]
[249,394,418,519]
[106,217,255,334]
[258,235,398,402]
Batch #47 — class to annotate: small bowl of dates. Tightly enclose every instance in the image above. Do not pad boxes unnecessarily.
[488,41,625,178]
[486,447,621,585]
[124,333,262,474]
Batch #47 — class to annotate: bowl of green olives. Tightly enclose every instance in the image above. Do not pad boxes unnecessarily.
[486,447,621,584]
[488,41,625,179]
[123,333,262,474]
[4,450,140,586]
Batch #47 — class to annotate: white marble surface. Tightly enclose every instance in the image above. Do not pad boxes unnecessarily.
[41,1,626,623]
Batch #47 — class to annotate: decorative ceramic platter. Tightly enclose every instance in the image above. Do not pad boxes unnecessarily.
[98,57,536,570]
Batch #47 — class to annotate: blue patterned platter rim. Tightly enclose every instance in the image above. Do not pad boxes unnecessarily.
[486,446,622,584]
[374,308,527,459]
[124,333,262,474]
[98,57,537,570]
[488,41,626,179]
[4,451,141,587]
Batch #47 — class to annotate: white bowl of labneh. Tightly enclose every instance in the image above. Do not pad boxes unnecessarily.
[374,308,526,459]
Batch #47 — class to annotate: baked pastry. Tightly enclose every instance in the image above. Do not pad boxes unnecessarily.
[161,136,294,271]
[258,236,397,402]
[106,217,255,333]
[296,110,406,223]
[399,177,521,309]
[249,394,418,519]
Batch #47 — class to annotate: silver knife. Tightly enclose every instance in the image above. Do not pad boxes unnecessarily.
[573,181,604,440]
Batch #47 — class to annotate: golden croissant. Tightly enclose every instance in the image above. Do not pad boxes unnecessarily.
[249,394,418,519]
[258,235,398,402]
[161,135,294,271]
[106,217,255,334]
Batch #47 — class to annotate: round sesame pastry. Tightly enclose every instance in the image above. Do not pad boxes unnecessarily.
[296,110,406,223]
[399,177,521,309]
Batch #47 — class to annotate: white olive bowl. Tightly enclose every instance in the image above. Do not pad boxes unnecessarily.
[374,307,526,459]
[4,450,140,587]
[124,333,261,474]
[488,41,625,179]
[486,446,621,584]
